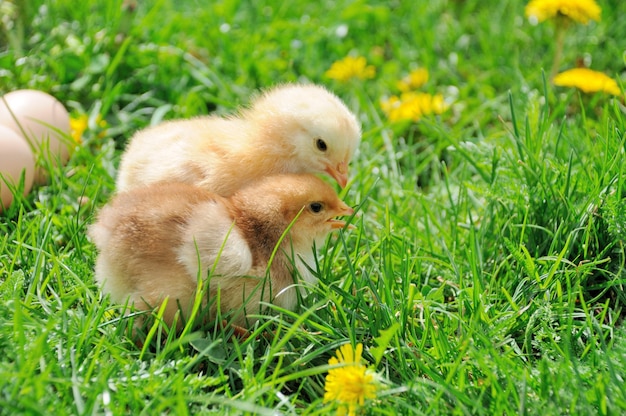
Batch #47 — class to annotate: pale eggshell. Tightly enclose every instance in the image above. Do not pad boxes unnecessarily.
[0,89,71,184]
[0,125,35,213]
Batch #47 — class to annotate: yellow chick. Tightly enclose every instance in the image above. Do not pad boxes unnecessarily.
[89,173,354,329]
[115,84,361,194]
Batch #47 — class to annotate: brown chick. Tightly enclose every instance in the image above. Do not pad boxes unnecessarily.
[115,83,361,195]
[89,173,354,330]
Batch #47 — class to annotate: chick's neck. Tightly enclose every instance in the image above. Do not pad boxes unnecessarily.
[226,202,292,266]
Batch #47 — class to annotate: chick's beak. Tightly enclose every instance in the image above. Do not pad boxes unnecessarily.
[325,161,349,188]
[328,203,355,230]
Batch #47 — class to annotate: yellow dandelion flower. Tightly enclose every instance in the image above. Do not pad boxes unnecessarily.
[397,68,429,92]
[380,95,401,120]
[324,343,378,416]
[70,114,88,144]
[96,114,109,138]
[325,56,376,82]
[71,114,109,142]
[381,92,448,123]
[553,68,621,96]
[104,308,118,320]
[525,0,601,24]
[97,115,108,129]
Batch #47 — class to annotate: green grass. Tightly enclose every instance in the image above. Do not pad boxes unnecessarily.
[2,0,626,414]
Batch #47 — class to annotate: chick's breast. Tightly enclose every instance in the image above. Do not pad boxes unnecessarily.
[176,199,253,282]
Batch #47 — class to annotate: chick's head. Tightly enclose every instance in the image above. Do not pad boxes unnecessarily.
[277,174,354,246]
[233,174,354,249]
[248,84,361,187]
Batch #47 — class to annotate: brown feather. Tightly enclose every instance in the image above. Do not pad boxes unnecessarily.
[90,174,353,330]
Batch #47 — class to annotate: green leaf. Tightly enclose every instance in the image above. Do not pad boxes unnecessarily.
[370,323,400,367]
[0,270,25,298]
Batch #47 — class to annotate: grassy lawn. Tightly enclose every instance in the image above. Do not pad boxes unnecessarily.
[1,0,626,414]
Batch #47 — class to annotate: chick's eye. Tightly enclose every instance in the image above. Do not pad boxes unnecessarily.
[315,138,327,152]
[309,202,324,213]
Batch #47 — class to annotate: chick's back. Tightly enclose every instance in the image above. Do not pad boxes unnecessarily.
[115,116,252,193]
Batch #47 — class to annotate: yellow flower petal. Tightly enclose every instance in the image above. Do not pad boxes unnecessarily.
[525,0,601,24]
[70,114,109,142]
[324,343,379,416]
[96,114,108,129]
[325,56,376,82]
[70,114,88,144]
[397,68,429,92]
[553,68,621,96]
[381,92,448,122]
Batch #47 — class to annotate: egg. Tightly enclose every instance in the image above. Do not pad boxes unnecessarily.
[0,125,35,213]
[0,89,71,184]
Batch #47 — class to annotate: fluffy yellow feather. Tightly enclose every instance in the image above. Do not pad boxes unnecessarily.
[116,84,361,194]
